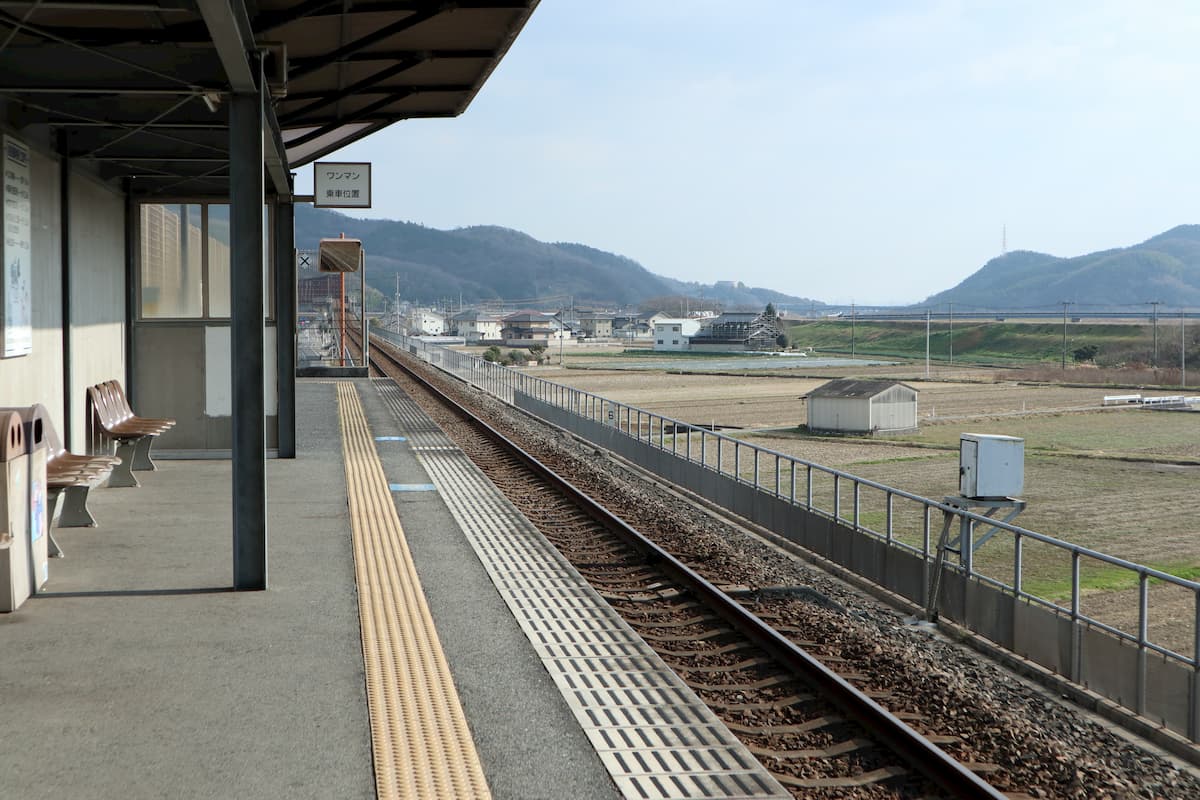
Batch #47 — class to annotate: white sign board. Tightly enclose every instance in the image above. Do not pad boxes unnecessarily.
[2,135,32,357]
[313,161,371,208]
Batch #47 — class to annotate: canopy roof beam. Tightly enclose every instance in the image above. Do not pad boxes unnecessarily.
[196,0,288,194]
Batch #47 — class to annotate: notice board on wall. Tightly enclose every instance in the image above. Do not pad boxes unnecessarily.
[2,135,32,358]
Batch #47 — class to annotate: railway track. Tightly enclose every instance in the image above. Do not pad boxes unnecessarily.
[358,332,1006,799]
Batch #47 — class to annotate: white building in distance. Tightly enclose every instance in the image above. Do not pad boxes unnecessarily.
[653,318,701,351]
[451,309,502,342]
[409,309,445,336]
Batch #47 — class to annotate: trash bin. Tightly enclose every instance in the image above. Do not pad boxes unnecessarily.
[14,405,50,590]
[0,411,30,612]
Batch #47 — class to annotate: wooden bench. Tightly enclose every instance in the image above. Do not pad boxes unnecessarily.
[86,380,175,488]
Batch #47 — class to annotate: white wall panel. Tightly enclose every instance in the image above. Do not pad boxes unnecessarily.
[202,326,276,417]
[204,326,232,416]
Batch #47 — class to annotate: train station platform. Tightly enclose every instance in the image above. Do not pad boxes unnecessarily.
[1,379,781,800]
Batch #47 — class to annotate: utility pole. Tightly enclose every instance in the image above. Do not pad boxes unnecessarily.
[925,308,931,378]
[1149,301,1161,367]
[850,301,856,356]
[948,302,954,364]
[1183,307,1188,389]
[1061,301,1071,370]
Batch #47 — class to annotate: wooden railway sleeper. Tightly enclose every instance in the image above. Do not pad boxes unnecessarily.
[683,674,800,692]
[748,737,875,760]
[706,693,815,712]
[772,765,910,790]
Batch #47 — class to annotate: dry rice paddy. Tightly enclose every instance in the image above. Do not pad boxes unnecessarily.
[543,360,1200,654]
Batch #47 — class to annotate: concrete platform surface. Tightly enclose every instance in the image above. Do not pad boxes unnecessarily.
[0,381,618,800]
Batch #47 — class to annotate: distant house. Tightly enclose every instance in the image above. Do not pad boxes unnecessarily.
[688,311,784,352]
[612,311,668,341]
[575,311,614,339]
[409,309,445,336]
[806,379,918,434]
[652,318,701,351]
[501,311,567,345]
[451,309,502,343]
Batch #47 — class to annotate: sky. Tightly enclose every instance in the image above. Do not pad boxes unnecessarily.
[295,1,1200,306]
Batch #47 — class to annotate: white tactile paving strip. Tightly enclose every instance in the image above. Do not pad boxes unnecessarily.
[374,381,790,800]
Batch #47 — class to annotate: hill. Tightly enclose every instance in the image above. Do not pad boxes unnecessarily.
[294,205,820,310]
[922,225,1200,309]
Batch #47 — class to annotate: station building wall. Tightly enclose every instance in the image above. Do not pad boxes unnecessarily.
[0,147,65,430]
[0,138,127,450]
[67,171,127,447]
[1,123,281,456]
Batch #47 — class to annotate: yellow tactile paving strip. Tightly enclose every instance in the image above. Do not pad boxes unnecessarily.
[336,382,492,800]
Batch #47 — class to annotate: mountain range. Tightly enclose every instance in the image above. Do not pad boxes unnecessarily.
[294,205,820,311]
[920,225,1200,309]
[296,206,1200,311]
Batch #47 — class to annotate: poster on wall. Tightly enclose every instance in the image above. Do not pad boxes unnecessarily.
[2,134,32,358]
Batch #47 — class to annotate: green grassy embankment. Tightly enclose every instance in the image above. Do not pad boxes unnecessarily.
[786,320,1151,366]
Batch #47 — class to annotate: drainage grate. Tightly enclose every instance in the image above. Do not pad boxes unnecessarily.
[376,383,789,800]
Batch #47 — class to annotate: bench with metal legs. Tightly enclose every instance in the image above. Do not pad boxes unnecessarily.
[102,381,174,471]
[41,405,120,531]
[86,381,174,488]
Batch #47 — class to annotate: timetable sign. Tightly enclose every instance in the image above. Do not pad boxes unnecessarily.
[314,161,371,208]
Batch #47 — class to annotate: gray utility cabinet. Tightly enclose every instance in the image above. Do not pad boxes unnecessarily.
[959,433,1024,499]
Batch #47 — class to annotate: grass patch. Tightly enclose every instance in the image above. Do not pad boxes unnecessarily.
[893,413,1200,459]
[786,320,1151,366]
[1021,562,1200,603]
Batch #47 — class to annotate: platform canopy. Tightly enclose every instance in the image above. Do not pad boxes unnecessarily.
[0,0,537,196]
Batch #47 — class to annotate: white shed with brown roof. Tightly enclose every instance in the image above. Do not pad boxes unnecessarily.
[807,379,918,434]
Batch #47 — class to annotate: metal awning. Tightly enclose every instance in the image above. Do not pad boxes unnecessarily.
[0,0,537,196]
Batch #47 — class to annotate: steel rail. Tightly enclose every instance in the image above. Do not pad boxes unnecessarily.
[365,334,1007,800]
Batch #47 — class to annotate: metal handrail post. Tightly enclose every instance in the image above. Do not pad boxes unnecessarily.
[853,482,861,530]
[1137,573,1149,715]
[885,492,894,543]
[1192,589,1200,740]
[834,474,841,522]
[1080,556,1089,681]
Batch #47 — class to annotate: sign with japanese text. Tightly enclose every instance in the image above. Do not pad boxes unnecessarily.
[314,161,371,208]
[2,135,32,358]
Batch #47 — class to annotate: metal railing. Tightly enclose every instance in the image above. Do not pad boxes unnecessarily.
[372,329,1200,736]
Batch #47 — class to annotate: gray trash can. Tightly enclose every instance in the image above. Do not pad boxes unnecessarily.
[0,411,30,612]
[11,405,50,588]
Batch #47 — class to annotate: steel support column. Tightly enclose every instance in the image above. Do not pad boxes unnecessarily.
[58,132,73,449]
[123,184,136,402]
[274,191,296,458]
[230,56,267,590]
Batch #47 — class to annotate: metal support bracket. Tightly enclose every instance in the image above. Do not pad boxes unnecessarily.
[924,496,1026,623]
[943,496,1026,554]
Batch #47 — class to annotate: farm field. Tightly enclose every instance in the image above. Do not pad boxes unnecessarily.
[545,361,1200,654]
[544,367,1150,430]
